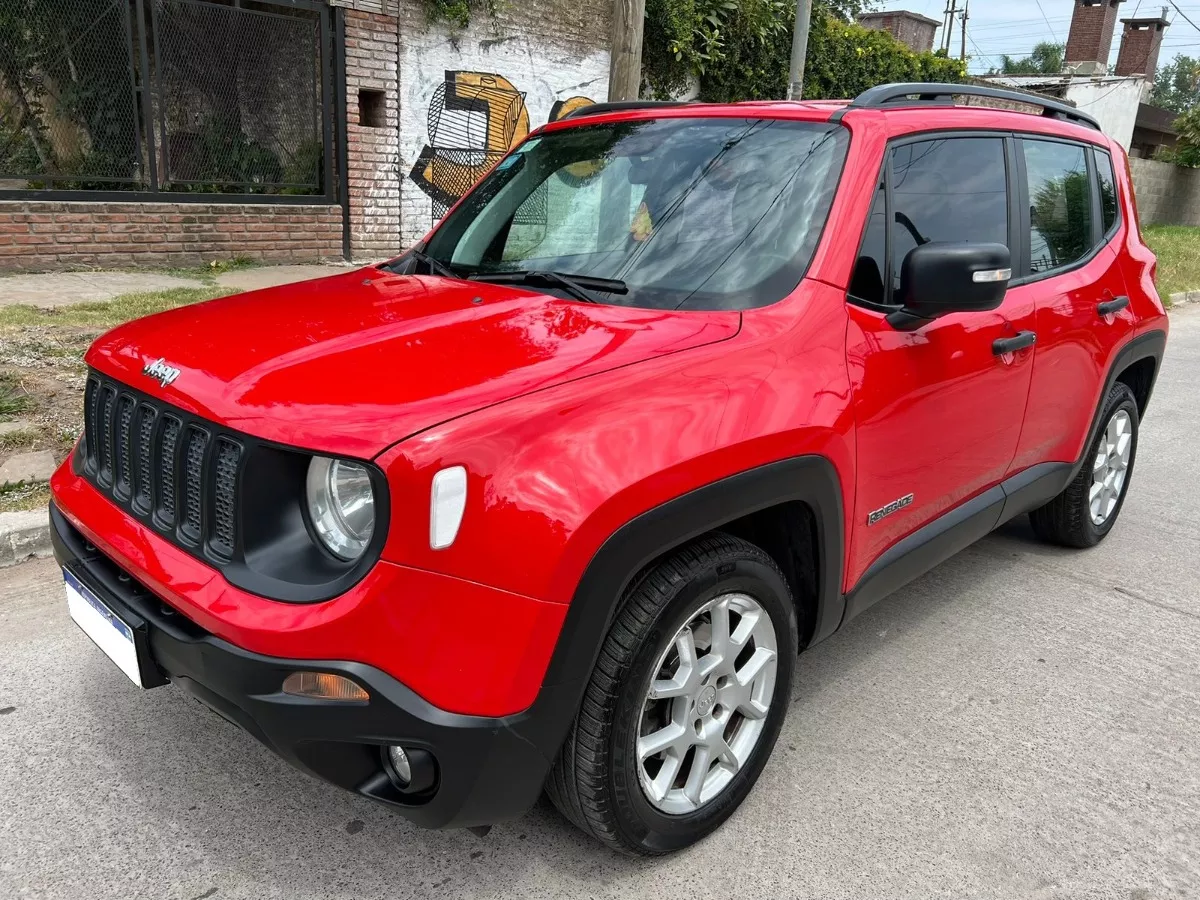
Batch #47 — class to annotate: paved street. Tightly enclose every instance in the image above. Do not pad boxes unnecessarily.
[3,310,1199,900]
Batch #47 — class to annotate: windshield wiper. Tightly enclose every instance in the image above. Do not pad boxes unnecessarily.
[403,248,459,280]
[468,270,627,305]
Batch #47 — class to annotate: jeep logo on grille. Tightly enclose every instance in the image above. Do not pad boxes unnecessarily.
[142,358,181,388]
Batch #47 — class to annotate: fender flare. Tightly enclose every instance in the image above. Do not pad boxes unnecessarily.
[513,455,845,762]
[1073,328,1166,482]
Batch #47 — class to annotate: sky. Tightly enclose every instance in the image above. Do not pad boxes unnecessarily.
[872,0,1200,74]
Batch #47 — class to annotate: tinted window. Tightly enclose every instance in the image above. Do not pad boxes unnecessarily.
[1023,139,1093,273]
[424,118,849,310]
[1096,150,1119,234]
[849,137,1008,306]
[849,181,887,305]
[890,137,1009,294]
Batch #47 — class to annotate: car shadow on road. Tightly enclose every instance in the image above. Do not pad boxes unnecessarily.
[76,518,1065,895]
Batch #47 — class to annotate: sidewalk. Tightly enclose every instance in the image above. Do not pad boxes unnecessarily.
[0,263,352,308]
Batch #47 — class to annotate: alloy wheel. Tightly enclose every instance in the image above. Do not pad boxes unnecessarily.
[636,592,778,815]
[1090,408,1132,525]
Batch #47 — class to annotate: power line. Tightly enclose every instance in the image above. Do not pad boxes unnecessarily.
[1166,0,1200,33]
[1031,0,1061,42]
[967,30,997,69]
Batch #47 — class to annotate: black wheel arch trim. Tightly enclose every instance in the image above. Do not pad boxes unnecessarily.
[1076,328,1165,476]
[514,455,845,761]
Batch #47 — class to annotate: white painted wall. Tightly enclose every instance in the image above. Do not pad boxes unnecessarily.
[398,18,610,246]
[1063,77,1144,149]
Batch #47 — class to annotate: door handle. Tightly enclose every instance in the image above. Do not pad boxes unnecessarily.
[993,330,1036,356]
[1097,296,1130,317]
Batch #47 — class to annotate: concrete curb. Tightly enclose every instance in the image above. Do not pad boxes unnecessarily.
[0,509,52,568]
[1170,290,1200,308]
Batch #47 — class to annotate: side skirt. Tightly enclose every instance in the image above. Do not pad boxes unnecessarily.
[842,462,1072,623]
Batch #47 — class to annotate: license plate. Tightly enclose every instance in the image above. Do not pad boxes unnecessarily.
[65,568,146,688]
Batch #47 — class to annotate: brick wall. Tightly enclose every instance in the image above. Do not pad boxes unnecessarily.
[1129,157,1200,227]
[1065,0,1124,73]
[857,12,939,53]
[344,9,402,258]
[0,202,342,273]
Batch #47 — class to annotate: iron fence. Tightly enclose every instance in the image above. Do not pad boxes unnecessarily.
[0,0,337,200]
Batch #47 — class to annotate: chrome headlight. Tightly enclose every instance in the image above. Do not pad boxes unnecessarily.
[306,456,376,561]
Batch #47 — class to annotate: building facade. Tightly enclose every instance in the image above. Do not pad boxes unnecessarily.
[0,0,611,272]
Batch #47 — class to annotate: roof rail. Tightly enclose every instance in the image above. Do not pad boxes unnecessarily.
[563,100,693,119]
[838,82,1101,132]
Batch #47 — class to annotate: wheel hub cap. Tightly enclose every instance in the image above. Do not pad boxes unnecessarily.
[636,592,778,815]
[1090,408,1132,526]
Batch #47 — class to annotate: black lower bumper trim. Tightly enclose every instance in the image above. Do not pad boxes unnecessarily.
[50,502,559,829]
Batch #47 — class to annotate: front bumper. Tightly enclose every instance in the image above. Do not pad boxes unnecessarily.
[51,502,567,829]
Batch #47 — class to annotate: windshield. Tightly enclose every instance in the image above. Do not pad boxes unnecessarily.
[420,117,849,310]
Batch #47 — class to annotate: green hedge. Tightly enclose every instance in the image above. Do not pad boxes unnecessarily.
[645,1,965,103]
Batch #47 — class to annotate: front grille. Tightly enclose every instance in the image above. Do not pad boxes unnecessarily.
[211,439,241,559]
[80,371,245,561]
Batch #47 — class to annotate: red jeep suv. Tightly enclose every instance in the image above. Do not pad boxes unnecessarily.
[51,83,1167,855]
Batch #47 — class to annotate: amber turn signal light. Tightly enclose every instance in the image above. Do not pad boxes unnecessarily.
[281,671,369,702]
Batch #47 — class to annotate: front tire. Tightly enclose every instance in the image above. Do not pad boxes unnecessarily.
[545,534,797,855]
[1030,381,1139,548]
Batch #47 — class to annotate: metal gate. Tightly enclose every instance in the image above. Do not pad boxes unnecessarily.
[0,0,339,202]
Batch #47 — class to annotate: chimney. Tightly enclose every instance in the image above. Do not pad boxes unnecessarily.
[1065,0,1125,75]
[1115,9,1171,79]
[856,10,942,54]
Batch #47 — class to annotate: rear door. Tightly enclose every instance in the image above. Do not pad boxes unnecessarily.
[845,133,1037,590]
[1009,138,1136,471]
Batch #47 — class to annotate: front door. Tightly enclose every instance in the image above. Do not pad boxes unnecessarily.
[844,134,1036,591]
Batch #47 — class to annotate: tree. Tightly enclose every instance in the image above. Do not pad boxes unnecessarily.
[642,1,961,102]
[994,42,1064,76]
[1171,107,1200,168]
[1151,54,1200,115]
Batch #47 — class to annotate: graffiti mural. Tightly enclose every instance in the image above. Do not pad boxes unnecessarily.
[409,69,595,218]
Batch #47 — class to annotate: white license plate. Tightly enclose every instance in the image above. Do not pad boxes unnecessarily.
[65,568,145,688]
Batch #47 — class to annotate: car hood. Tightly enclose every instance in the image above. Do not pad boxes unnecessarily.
[85,268,740,458]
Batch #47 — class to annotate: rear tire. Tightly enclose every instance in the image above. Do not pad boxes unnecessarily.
[1030,381,1139,548]
[545,533,797,855]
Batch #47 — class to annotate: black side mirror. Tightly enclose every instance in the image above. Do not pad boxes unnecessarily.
[886,242,1011,331]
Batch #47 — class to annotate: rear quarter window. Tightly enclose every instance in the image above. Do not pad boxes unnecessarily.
[1095,149,1119,235]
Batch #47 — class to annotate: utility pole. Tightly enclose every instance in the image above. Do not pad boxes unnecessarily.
[609,0,646,102]
[787,0,813,100]
[942,0,957,54]
[960,0,969,62]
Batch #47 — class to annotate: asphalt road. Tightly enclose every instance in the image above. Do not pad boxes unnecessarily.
[4,311,1199,900]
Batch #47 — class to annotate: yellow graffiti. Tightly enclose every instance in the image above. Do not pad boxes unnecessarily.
[410,71,596,210]
[548,96,593,121]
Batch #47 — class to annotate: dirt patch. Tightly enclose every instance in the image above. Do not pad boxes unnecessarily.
[0,327,95,482]
[0,287,237,512]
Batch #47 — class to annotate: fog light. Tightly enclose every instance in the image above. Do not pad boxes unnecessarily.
[387,745,412,786]
[281,671,369,702]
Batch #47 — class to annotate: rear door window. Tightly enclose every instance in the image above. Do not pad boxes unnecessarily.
[1021,139,1094,274]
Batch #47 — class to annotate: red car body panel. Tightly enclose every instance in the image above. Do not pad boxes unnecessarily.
[51,99,1169,725]
[51,465,567,715]
[376,279,857,605]
[85,268,739,459]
